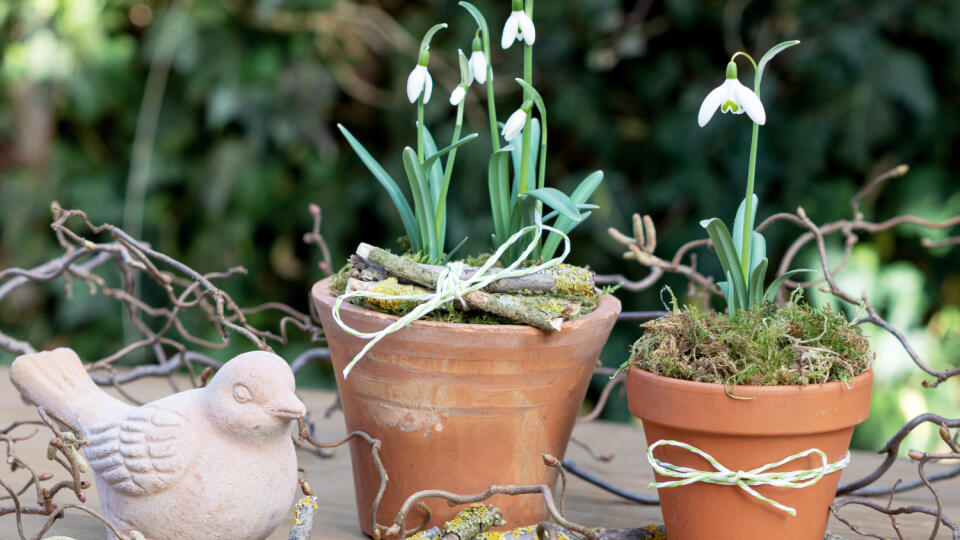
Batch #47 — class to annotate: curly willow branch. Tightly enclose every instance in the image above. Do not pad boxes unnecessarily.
[0,203,336,539]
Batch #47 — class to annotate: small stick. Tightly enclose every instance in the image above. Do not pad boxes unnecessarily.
[346,278,577,332]
[354,243,596,296]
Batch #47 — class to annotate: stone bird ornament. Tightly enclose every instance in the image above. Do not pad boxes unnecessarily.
[10,348,306,540]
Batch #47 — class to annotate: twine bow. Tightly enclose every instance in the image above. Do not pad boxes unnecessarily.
[333,214,570,378]
[647,439,850,516]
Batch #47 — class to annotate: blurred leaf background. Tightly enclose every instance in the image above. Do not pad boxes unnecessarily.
[0,0,957,453]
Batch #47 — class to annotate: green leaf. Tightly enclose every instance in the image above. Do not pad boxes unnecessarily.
[337,124,420,252]
[443,235,470,263]
[521,187,580,221]
[732,195,758,262]
[763,268,814,303]
[756,40,800,91]
[488,147,513,246]
[402,147,439,261]
[724,270,738,317]
[749,257,768,306]
[509,117,540,204]
[423,133,478,171]
[749,231,766,275]
[542,203,598,222]
[701,218,748,311]
[421,124,443,207]
[541,170,604,260]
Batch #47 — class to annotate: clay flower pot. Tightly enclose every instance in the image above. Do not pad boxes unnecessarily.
[627,367,873,540]
[311,277,620,534]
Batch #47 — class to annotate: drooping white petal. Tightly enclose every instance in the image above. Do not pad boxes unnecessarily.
[732,80,766,125]
[719,80,743,114]
[517,12,536,45]
[422,70,433,104]
[469,51,487,84]
[502,108,527,140]
[406,65,427,103]
[501,12,520,49]
[450,85,466,106]
[697,84,726,127]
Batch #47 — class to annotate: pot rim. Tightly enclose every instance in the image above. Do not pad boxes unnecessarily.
[311,275,621,335]
[628,365,874,395]
[627,366,874,435]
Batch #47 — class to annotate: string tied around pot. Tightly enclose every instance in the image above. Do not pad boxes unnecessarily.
[332,213,571,379]
[646,439,850,516]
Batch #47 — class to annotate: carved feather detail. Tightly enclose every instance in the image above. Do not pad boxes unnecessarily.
[86,406,195,496]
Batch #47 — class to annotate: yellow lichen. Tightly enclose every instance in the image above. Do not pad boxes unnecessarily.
[527,296,566,315]
[291,496,318,526]
[550,264,596,297]
[366,278,422,311]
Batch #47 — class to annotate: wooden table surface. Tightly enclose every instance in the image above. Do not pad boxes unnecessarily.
[1,369,956,539]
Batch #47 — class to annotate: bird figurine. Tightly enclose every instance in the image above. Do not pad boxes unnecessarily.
[10,348,306,540]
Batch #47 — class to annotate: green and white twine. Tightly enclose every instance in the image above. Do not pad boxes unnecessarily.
[333,215,570,378]
[647,439,850,516]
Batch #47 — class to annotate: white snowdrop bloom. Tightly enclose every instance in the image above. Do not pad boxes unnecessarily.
[501,107,528,141]
[450,85,467,106]
[406,52,433,104]
[467,36,487,84]
[698,61,766,127]
[501,0,535,49]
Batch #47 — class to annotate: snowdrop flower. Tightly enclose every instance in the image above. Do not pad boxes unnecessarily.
[501,101,532,140]
[406,49,433,104]
[501,0,535,49]
[469,34,488,84]
[450,84,467,106]
[698,61,765,127]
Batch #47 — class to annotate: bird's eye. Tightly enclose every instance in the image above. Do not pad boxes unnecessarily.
[233,384,252,403]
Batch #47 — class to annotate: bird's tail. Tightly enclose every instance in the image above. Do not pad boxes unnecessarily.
[10,348,128,431]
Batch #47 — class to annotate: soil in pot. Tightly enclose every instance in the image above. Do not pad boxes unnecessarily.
[311,276,621,535]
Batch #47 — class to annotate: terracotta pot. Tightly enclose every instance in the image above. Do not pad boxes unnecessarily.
[311,277,620,535]
[627,367,873,540]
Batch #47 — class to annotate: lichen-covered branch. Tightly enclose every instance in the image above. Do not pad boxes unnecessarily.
[346,278,581,331]
[355,243,597,297]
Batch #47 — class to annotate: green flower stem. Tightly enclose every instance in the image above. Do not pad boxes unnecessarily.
[486,74,499,151]
[482,34,499,152]
[417,99,425,163]
[731,51,759,279]
[518,0,534,196]
[742,121,758,277]
[437,103,465,240]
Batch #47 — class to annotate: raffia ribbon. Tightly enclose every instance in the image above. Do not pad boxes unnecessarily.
[647,439,850,516]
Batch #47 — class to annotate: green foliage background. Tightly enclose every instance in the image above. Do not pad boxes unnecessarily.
[0,0,957,452]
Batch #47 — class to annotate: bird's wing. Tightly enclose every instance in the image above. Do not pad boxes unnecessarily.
[85,405,197,496]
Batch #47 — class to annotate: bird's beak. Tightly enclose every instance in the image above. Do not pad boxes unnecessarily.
[269,391,306,420]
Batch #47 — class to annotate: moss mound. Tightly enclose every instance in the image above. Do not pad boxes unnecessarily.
[625,300,872,386]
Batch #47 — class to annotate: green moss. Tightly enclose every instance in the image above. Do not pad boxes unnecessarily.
[622,299,873,386]
[328,264,351,295]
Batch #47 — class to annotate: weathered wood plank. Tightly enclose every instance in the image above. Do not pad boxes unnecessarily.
[0,369,955,539]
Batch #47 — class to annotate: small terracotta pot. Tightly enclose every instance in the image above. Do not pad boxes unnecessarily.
[627,367,873,540]
[311,277,620,535]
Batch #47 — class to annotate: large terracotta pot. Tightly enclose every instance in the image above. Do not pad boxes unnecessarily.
[311,277,620,535]
[627,367,872,540]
